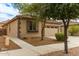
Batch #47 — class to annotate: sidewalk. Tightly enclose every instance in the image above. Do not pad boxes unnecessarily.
[34,36,79,55]
[0,36,79,56]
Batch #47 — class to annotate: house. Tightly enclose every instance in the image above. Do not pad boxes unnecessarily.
[0,22,7,35]
[2,15,79,38]
[2,15,61,38]
[0,22,5,29]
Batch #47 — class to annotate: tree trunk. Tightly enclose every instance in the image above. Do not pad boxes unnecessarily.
[64,26,68,54]
[41,20,46,40]
[62,19,70,54]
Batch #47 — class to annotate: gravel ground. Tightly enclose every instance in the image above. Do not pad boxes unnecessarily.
[22,37,62,46]
[43,47,79,56]
[0,36,21,52]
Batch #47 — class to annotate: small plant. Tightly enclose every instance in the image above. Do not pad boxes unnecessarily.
[68,25,79,36]
[55,32,64,41]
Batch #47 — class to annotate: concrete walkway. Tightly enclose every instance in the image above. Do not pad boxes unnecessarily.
[0,36,79,56]
[34,36,79,55]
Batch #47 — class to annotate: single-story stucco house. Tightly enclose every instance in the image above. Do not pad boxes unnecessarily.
[2,15,79,38]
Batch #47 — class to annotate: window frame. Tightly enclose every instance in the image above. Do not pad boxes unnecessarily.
[27,20,38,32]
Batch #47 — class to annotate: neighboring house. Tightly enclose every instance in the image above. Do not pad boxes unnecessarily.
[2,15,79,38]
[0,22,4,29]
[0,22,7,35]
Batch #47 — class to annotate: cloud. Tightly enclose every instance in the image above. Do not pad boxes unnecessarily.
[0,3,19,22]
[4,3,11,7]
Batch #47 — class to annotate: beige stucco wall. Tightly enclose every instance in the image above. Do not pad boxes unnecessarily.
[45,28,58,36]
[4,18,79,38]
[6,20,18,37]
[19,19,60,38]
[19,19,42,38]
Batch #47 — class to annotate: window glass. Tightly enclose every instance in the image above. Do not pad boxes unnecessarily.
[27,20,37,32]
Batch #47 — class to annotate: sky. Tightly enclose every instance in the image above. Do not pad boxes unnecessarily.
[0,3,19,22]
[0,3,79,23]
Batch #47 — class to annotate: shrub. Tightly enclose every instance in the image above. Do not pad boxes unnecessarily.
[55,32,64,41]
[68,25,79,36]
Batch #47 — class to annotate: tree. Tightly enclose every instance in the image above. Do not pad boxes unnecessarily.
[12,3,30,13]
[49,3,79,54]
[69,25,79,36]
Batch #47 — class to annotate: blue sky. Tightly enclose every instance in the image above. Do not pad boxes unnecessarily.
[0,3,19,22]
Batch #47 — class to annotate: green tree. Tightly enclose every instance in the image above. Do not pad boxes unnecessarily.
[49,3,79,54]
[12,3,24,13]
[69,25,79,36]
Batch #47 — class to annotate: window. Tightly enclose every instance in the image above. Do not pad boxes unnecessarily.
[27,20,37,32]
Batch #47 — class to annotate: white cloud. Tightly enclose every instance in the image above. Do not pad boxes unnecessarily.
[0,3,19,22]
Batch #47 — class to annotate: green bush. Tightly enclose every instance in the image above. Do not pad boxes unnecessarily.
[68,25,79,36]
[55,32,64,41]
